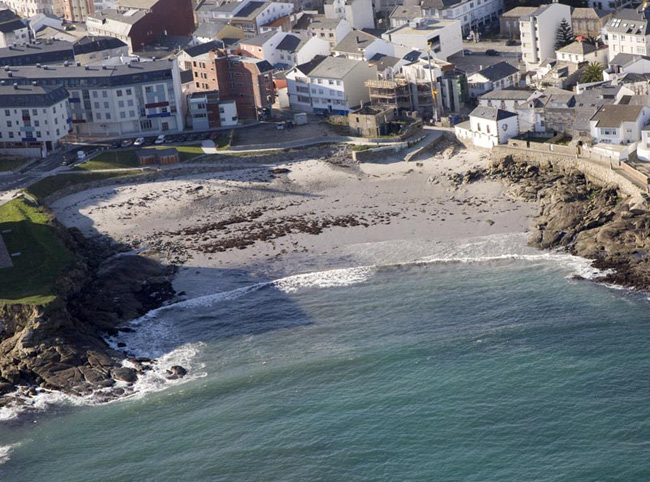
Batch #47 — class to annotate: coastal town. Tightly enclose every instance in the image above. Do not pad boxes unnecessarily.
[3,0,650,457]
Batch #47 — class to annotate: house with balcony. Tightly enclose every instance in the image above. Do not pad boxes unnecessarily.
[286,55,377,114]
[589,103,650,144]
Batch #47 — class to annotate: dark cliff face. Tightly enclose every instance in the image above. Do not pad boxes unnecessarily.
[0,230,175,403]
[489,156,650,290]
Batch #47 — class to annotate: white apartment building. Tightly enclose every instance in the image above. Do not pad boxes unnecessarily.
[324,0,374,30]
[286,55,377,114]
[0,83,70,157]
[588,0,631,13]
[332,30,395,61]
[383,17,463,61]
[240,31,329,68]
[520,3,571,70]
[1,0,62,18]
[603,8,650,61]
[421,0,504,36]
[304,16,352,49]
[0,58,184,137]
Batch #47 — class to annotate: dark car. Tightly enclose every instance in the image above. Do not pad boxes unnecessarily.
[485,49,500,56]
[505,39,519,46]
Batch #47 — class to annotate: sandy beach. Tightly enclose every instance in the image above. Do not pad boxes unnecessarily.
[51,143,537,298]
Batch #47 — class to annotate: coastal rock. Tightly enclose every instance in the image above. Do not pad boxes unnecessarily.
[111,367,138,384]
[166,365,187,379]
[489,156,650,290]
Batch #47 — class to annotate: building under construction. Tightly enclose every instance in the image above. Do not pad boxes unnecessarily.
[365,77,435,117]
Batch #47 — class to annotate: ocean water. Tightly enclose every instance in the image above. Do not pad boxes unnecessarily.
[2,241,650,481]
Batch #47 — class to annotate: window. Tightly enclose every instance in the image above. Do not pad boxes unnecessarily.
[126,89,132,95]
[34,120,39,127]
[102,91,108,98]
[31,109,37,116]
[106,113,111,120]
[104,102,109,108]
[117,90,123,97]
[145,86,153,93]
[6,121,10,127]
[92,91,98,98]
[36,131,41,138]
[127,99,134,107]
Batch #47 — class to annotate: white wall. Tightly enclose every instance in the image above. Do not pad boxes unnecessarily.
[295,36,329,64]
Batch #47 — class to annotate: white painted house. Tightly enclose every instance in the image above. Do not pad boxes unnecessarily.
[286,55,377,115]
[455,106,518,148]
[324,0,375,30]
[467,61,520,98]
[304,16,352,49]
[478,88,541,113]
[589,103,650,144]
[383,17,463,62]
[603,8,650,61]
[520,3,571,70]
[555,41,607,65]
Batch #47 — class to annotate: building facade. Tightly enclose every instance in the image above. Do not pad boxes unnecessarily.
[520,3,572,70]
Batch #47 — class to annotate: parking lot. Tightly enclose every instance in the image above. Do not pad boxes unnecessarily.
[232,120,342,147]
[449,41,523,75]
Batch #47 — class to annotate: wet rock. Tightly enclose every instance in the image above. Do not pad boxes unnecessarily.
[166,365,187,379]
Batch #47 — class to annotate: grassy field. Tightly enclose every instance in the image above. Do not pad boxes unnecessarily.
[0,198,75,305]
[76,150,139,171]
[0,157,28,172]
[27,171,144,200]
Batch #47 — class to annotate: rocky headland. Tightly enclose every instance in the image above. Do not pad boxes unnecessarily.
[0,227,179,411]
[486,155,650,290]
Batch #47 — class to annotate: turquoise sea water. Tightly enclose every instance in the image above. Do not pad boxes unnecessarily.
[1,257,650,481]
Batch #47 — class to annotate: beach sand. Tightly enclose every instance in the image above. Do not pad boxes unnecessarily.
[51,144,537,298]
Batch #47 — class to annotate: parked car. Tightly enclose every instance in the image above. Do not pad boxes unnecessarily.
[154,134,166,144]
[505,39,519,46]
[77,150,86,160]
[134,137,145,146]
[463,49,474,56]
[121,139,133,148]
[485,49,500,56]
[276,122,285,130]
[110,141,121,149]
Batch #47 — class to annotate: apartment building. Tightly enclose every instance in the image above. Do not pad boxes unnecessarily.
[188,48,275,118]
[0,83,70,157]
[1,0,62,18]
[520,3,572,70]
[603,7,650,60]
[300,16,352,49]
[60,0,94,21]
[571,7,610,38]
[286,55,377,114]
[421,0,504,36]
[587,0,631,13]
[230,0,294,38]
[324,0,374,30]
[383,18,462,62]
[332,30,394,61]
[186,90,238,129]
[0,59,184,136]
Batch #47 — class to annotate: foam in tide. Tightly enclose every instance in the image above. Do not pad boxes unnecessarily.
[0,443,17,467]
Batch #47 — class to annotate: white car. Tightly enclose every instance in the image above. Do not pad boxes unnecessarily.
[134,137,145,146]
[154,135,166,145]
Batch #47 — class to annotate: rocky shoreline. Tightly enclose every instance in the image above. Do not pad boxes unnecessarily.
[486,156,650,290]
[0,227,182,413]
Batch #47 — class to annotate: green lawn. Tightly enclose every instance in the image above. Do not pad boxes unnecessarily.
[27,171,144,201]
[0,157,28,172]
[0,198,75,305]
[76,150,139,171]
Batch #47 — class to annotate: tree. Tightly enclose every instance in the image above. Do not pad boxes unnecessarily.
[581,62,604,83]
[555,19,575,49]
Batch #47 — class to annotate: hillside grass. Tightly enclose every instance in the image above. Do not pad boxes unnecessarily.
[0,198,75,305]
[76,150,139,171]
[0,157,28,172]
[27,171,144,200]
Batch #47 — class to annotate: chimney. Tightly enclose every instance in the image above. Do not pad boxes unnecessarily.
[356,35,360,43]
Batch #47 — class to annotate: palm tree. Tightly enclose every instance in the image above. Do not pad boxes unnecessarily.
[581,62,604,83]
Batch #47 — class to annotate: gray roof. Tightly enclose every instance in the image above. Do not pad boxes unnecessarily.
[183,39,223,57]
[88,8,146,26]
[0,40,74,66]
[475,61,519,81]
[241,30,276,46]
[368,53,400,70]
[479,88,534,101]
[605,8,650,35]
[469,105,518,121]
[0,18,26,34]
[556,41,597,55]
[234,1,267,19]
[591,103,645,127]
[74,36,127,55]
[0,59,176,84]
[333,30,377,53]
[521,4,554,21]
[308,56,367,79]
[0,84,68,107]
[609,52,647,67]
[389,5,422,19]
[193,21,228,38]
[421,0,462,10]
[276,33,307,52]
[308,17,344,30]
[501,6,537,18]
[294,54,326,75]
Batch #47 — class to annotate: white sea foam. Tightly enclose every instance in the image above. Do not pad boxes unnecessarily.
[0,443,18,466]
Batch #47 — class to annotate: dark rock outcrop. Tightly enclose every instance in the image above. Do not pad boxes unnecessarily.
[489,156,650,289]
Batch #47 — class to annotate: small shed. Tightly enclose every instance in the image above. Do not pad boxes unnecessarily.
[136,150,158,166]
[156,148,180,165]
